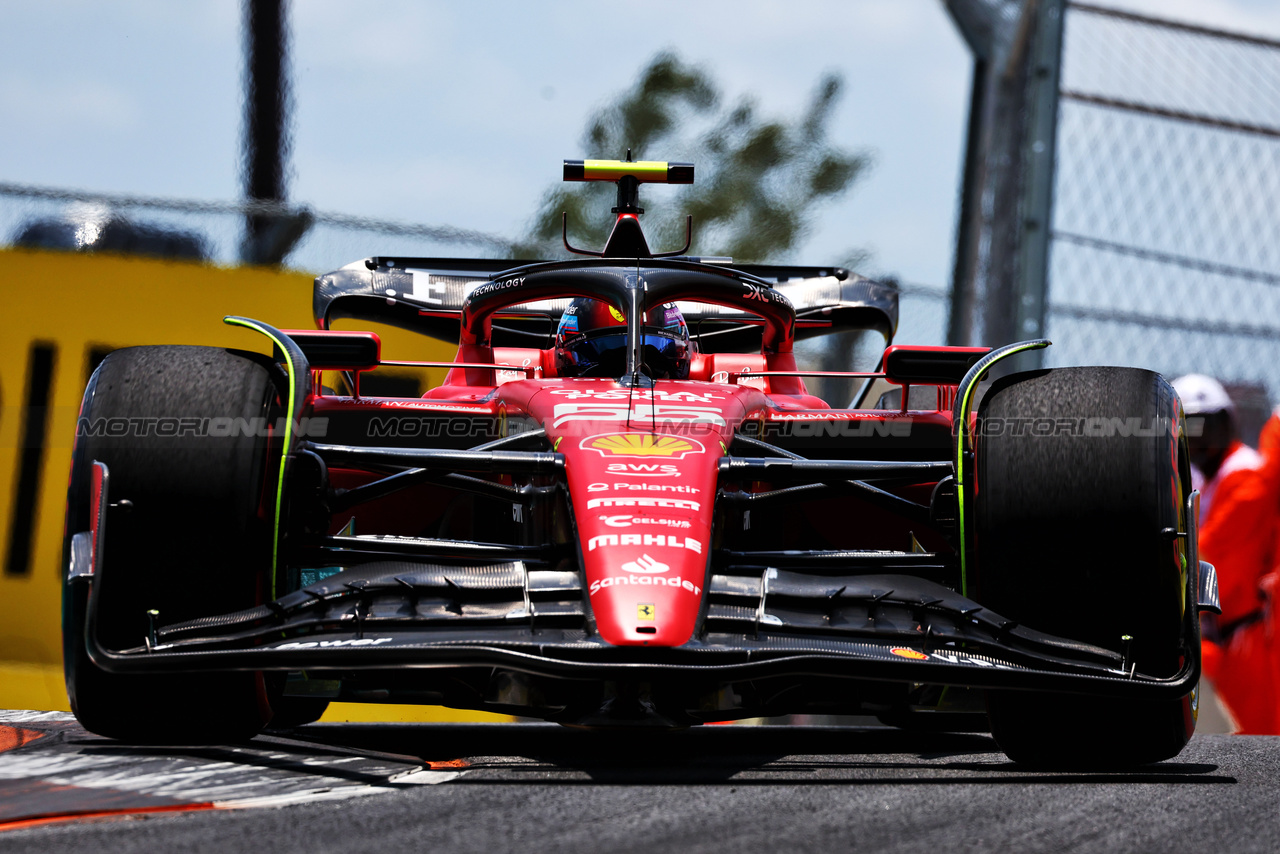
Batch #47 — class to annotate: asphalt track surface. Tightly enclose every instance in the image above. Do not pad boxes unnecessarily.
[2,720,1278,854]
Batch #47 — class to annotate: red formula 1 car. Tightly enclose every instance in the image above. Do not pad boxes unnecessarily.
[63,159,1220,767]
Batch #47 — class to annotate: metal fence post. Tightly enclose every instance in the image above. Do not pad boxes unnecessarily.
[1012,0,1064,369]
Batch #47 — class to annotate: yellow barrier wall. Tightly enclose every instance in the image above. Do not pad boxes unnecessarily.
[0,248,510,722]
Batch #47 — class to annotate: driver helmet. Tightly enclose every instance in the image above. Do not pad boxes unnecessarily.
[554,298,692,379]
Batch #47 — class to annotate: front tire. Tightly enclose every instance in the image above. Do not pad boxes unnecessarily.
[63,346,282,743]
[974,367,1196,768]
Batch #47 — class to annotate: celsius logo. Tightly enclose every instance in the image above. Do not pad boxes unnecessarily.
[622,554,669,573]
[598,515,692,529]
[581,433,706,459]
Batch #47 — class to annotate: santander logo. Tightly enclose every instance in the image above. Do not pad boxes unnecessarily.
[622,554,669,574]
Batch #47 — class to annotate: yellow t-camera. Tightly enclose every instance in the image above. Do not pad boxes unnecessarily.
[563,159,694,184]
[559,156,695,255]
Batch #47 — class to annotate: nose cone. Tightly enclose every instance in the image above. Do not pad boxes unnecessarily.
[567,429,719,647]
[586,539,708,646]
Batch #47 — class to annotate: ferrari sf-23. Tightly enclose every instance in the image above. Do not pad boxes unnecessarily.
[64,158,1220,767]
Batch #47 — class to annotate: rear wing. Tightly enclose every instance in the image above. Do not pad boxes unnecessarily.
[313,256,899,351]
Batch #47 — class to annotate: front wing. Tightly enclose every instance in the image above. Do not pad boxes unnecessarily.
[71,549,1205,702]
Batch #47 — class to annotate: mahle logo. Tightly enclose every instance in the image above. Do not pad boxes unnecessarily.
[582,433,705,459]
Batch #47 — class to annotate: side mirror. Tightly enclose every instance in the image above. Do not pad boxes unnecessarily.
[282,330,381,371]
[882,345,991,386]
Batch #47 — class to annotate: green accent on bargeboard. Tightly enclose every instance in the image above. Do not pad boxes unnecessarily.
[952,339,1051,598]
[224,315,302,599]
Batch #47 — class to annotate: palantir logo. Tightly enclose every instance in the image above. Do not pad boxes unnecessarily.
[621,554,669,574]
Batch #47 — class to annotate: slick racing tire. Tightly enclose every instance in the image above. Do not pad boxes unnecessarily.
[63,346,282,743]
[973,367,1197,768]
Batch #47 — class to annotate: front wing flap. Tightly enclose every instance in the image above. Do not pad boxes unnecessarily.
[75,556,1201,701]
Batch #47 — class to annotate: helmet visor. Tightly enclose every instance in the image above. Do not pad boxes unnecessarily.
[561,329,689,379]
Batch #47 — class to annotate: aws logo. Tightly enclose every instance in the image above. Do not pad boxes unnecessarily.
[581,433,706,459]
[606,463,679,477]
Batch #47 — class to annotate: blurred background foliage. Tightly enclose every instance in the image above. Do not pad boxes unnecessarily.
[513,51,874,267]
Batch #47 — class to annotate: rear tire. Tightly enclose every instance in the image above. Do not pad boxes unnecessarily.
[63,346,282,743]
[974,367,1196,768]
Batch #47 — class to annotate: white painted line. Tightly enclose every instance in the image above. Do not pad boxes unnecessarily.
[0,711,75,723]
[0,711,464,810]
[215,770,463,809]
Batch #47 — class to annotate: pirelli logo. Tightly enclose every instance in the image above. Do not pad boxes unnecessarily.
[586,497,700,511]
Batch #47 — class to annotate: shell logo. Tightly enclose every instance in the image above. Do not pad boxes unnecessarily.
[581,433,706,459]
[890,647,930,661]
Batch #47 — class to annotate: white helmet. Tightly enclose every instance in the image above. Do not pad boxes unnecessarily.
[1171,374,1233,415]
